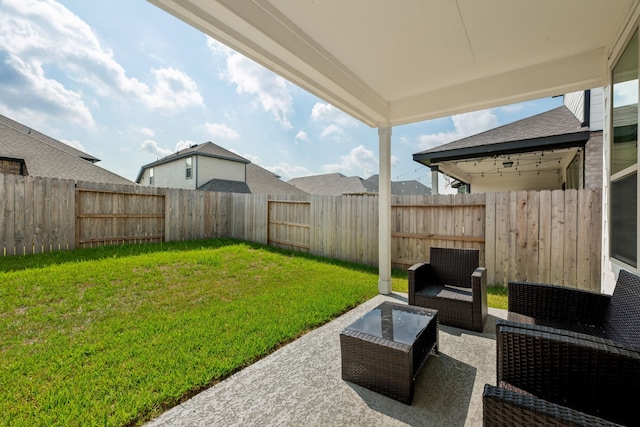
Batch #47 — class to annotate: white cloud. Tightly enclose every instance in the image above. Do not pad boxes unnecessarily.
[322,145,378,177]
[60,138,86,152]
[320,124,344,139]
[140,139,195,158]
[242,154,262,164]
[175,140,194,151]
[311,102,358,141]
[499,103,525,114]
[418,109,498,150]
[141,127,155,137]
[142,68,204,113]
[0,0,203,125]
[267,162,312,181]
[207,37,293,129]
[205,122,240,139]
[295,130,309,143]
[311,103,356,126]
[141,140,173,158]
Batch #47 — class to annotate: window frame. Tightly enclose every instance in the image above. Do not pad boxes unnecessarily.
[185,157,193,180]
[610,27,640,271]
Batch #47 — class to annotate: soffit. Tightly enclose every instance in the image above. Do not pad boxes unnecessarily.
[148,0,638,126]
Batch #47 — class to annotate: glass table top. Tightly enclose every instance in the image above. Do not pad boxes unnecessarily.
[345,302,436,345]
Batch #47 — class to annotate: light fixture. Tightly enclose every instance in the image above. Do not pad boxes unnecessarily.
[503,161,514,168]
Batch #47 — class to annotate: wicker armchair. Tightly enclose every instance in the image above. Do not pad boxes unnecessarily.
[483,385,623,427]
[408,247,487,332]
[496,269,640,426]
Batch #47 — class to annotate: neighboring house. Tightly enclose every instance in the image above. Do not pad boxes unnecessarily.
[136,141,307,196]
[364,174,431,196]
[244,163,308,196]
[287,173,431,196]
[288,173,378,195]
[412,90,603,194]
[0,113,133,185]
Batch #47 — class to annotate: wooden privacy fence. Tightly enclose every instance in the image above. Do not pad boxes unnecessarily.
[266,195,378,266]
[0,173,602,291]
[0,174,75,255]
[76,182,165,247]
[485,190,601,290]
[391,193,486,269]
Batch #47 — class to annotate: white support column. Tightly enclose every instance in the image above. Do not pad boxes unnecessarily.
[378,126,392,295]
[431,167,439,195]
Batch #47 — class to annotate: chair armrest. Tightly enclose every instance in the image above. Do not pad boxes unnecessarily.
[483,384,623,427]
[472,267,487,295]
[496,323,640,426]
[471,267,487,331]
[508,281,610,326]
[408,262,431,304]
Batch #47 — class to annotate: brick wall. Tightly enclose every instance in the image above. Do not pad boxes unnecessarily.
[0,159,26,175]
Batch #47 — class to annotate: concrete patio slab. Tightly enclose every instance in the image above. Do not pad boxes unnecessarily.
[146,293,507,427]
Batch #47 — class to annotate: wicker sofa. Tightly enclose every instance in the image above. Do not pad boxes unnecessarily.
[408,247,487,332]
[495,269,640,426]
[483,384,623,427]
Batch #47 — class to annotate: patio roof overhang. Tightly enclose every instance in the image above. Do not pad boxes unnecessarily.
[413,131,591,166]
[413,132,591,188]
[148,0,636,127]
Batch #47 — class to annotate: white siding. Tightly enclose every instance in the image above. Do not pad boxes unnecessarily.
[196,156,245,187]
[139,169,150,186]
[563,88,604,131]
[564,91,585,122]
[590,87,604,131]
[155,159,197,190]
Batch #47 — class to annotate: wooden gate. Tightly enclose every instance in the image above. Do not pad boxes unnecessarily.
[75,184,165,247]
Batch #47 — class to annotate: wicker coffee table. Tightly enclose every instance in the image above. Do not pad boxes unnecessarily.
[340,302,438,404]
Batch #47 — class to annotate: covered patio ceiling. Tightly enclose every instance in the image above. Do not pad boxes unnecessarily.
[434,147,581,188]
[148,0,636,127]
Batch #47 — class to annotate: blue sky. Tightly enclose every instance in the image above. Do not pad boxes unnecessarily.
[0,0,563,190]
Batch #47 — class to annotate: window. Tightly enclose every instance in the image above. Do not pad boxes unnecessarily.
[149,167,154,185]
[611,30,638,267]
[185,157,192,179]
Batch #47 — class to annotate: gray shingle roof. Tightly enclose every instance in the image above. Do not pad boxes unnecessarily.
[287,173,377,195]
[197,178,251,193]
[0,113,133,185]
[413,106,590,163]
[0,114,100,163]
[365,174,431,196]
[143,141,248,168]
[197,163,309,196]
[245,164,309,196]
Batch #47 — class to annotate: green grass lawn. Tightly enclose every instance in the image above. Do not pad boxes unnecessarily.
[0,239,507,426]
